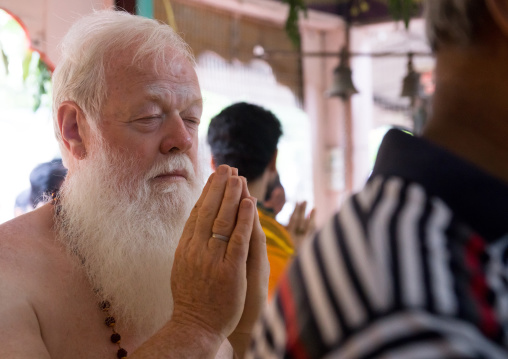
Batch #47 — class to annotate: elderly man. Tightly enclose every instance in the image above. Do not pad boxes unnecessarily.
[0,10,268,359]
[248,0,508,358]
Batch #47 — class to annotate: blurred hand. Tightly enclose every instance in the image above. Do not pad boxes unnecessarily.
[286,201,316,251]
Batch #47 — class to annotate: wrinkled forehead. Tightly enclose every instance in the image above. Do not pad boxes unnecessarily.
[104,43,195,75]
[145,82,202,104]
[104,43,196,83]
[102,47,200,102]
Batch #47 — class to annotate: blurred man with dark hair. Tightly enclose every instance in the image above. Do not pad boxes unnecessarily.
[207,102,282,182]
[208,102,314,297]
[248,0,508,357]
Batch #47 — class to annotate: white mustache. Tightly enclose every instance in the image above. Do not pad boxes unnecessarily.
[144,154,196,183]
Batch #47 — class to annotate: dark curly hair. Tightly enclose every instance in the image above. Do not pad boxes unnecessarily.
[207,102,282,181]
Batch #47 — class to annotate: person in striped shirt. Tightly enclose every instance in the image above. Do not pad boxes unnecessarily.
[248,0,508,357]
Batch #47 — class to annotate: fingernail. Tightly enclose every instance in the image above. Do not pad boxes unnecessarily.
[217,165,227,175]
[229,176,240,187]
[241,198,253,209]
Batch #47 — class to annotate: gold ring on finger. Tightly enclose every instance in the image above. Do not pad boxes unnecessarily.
[212,233,230,242]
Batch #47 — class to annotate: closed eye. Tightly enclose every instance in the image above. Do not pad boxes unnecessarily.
[185,117,200,125]
[132,116,163,132]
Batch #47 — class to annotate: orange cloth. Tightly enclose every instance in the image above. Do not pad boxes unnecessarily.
[258,206,294,298]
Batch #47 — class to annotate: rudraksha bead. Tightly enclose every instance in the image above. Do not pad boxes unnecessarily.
[117,348,128,358]
[111,333,121,344]
[99,301,111,311]
[105,316,116,327]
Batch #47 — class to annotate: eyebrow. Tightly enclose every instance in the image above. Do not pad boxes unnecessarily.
[145,86,203,109]
[186,98,204,109]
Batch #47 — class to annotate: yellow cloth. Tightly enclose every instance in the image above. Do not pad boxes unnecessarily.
[258,206,294,298]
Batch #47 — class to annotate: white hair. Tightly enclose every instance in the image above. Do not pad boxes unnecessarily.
[52,10,195,151]
[55,135,202,334]
[425,0,489,51]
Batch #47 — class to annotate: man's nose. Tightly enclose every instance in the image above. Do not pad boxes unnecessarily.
[159,113,193,154]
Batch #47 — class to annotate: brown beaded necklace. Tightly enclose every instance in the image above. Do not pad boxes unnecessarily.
[100,300,128,358]
[52,192,128,358]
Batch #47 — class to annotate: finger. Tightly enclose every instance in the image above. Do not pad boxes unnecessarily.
[294,201,307,229]
[209,176,243,250]
[194,165,232,243]
[231,167,239,176]
[307,208,317,235]
[300,201,308,215]
[229,197,269,335]
[225,197,256,264]
[181,172,215,244]
[246,197,269,300]
[239,176,250,200]
[287,202,303,231]
[248,198,268,273]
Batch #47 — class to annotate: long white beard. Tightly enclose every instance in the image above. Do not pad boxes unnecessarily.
[55,141,202,335]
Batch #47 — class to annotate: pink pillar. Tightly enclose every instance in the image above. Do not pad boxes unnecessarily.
[300,16,347,227]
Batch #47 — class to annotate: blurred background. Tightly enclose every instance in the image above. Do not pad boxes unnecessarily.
[0,0,433,226]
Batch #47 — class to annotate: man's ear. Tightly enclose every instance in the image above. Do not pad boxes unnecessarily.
[57,101,89,160]
[486,0,508,38]
[268,149,278,171]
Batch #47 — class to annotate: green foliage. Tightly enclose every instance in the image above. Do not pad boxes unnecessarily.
[32,55,51,111]
[8,48,52,112]
[22,49,31,81]
[284,0,422,47]
[350,0,370,17]
[0,44,7,75]
[281,0,307,48]
[1,10,52,112]
[386,0,422,28]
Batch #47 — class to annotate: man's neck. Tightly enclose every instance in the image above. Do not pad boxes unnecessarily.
[422,46,508,185]
[247,177,267,202]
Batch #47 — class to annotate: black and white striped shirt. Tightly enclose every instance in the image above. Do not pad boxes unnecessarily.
[247,130,508,359]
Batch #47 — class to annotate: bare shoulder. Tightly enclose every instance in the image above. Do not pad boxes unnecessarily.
[0,204,63,358]
[0,203,71,316]
[0,204,111,358]
[0,203,62,272]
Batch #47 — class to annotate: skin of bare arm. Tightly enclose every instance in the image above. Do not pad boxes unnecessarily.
[0,271,52,358]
